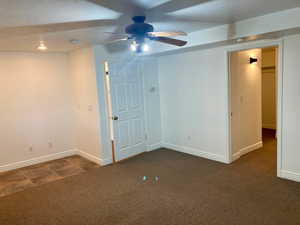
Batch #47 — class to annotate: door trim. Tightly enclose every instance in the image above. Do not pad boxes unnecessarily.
[104,60,147,162]
[103,61,116,164]
[226,40,283,178]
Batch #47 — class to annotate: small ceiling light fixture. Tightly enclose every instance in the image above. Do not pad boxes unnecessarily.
[141,43,149,52]
[130,40,150,53]
[37,40,48,51]
[130,41,138,52]
[250,57,258,64]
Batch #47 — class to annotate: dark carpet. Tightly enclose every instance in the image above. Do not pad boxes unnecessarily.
[1,130,300,225]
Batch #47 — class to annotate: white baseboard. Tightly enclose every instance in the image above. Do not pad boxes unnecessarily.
[279,170,300,182]
[100,158,113,166]
[76,149,112,166]
[232,141,263,162]
[0,150,76,173]
[0,149,113,173]
[232,141,263,161]
[147,143,162,152]
[262,123,276,130]
[76,150,102,165]
[161,142,228,164]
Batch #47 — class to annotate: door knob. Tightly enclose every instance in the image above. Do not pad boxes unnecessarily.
[112,116,119,121]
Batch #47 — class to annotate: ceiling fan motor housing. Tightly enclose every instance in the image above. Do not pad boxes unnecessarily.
[125,16,154,36]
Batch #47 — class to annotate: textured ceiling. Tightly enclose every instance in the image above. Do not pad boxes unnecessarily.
[0,0,300,52]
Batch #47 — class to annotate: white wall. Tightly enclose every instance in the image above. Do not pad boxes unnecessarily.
[68,47,104,163]
[141,57,162,150]
[2,34,300,183]
[262,48,277,130]
[157,36,300,182]
[230,49,262,159]
[158,48,229,163]
[281,34,300,181]
[0,52,74,170]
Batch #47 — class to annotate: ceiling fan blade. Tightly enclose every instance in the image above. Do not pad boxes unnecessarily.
[148,31,187,37]
[0,19,117,38]
[103,32,130,42]
[87,0,149,43]
[153,37,187,47]
[103,31,128,36]
[105,37,129,44]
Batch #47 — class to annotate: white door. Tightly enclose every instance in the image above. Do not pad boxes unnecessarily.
[108,61,146,161]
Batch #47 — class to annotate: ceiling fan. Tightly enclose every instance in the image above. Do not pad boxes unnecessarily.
[0,0,217,52]
[107,16,188,52]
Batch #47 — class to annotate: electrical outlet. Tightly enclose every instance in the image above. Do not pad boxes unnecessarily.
[48,142,53,148]
[187,136,191,141]
[88,105,93,111]
[28,146,33,152]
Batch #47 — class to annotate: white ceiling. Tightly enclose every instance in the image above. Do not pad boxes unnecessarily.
[0,0,300,52]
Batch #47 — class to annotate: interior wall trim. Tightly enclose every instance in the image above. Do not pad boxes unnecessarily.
[232,141,263,162]
[76,149,112,166]
[0,150,77,173]
[0,149,113,173]
[147,143,162,152]
[280,170,300,183]
[227,40,283,181]
[161,142,229,164]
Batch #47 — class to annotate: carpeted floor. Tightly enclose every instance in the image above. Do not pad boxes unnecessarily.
[0,130,300,225]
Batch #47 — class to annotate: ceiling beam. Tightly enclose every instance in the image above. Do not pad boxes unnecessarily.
[148,7,300,55]
[87,0,146,16]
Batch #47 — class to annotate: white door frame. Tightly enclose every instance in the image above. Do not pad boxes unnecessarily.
[226,39,283,177]
[103,59,147,162]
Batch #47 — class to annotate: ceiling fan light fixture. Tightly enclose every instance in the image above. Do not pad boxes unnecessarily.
[141,43,150,52]
[130,40,150,53]
[37,41,48,51]
[106,16,187,50]
[130,41,138,52]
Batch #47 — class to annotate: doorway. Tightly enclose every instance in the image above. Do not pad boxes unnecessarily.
[104,61,147,162]
[229,46,279,166]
